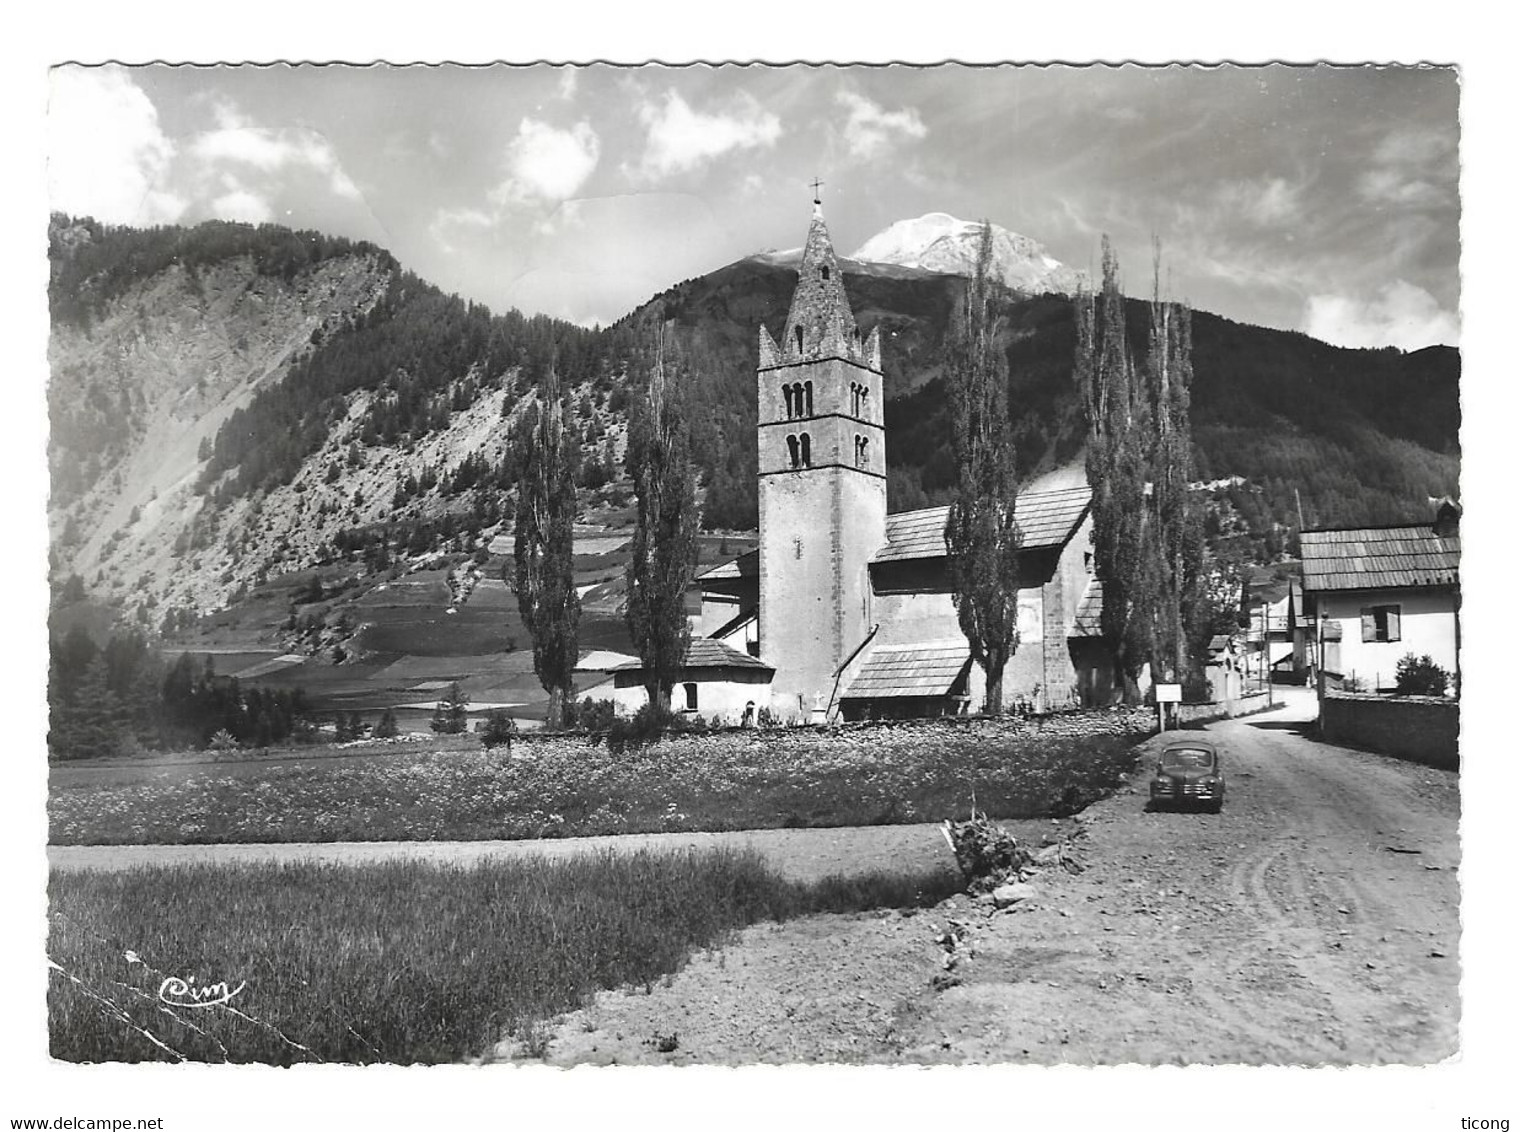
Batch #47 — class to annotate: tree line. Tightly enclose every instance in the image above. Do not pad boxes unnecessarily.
[48,626,315,760]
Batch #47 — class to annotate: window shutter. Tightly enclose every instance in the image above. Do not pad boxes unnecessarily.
[1386,606,1400,641]
[1361,609,1376,642]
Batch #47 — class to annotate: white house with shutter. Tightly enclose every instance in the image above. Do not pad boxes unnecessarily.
[1298,504,1461,693]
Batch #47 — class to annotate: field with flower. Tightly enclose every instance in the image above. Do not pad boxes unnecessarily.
[50,711,1154,846]
[48,849,958,1064]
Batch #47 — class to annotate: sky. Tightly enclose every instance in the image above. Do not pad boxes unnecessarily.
[47,63,1459,348]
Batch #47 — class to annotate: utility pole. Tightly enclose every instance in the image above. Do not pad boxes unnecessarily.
[1316,607,1328,735]
[1262,601,1273,707]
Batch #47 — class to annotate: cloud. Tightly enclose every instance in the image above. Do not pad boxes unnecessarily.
[556,68,578,101]
[492,118,601,203]
[1213,177,1304,227]
[47,66,186,224]
[1373,126,1455,167]
[632,91,781,180]
[836,90,927,161]
[1358,167,1447,207]
[190,106,362,203]
[1359,126,1457,209]
[210,177,273,224]
[1304,280,1459,350]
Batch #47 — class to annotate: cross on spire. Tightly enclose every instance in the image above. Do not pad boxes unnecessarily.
[810,177,825,204]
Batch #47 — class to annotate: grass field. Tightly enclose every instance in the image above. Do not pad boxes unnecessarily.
[48,850,958,1064]
[49,716,1150,845]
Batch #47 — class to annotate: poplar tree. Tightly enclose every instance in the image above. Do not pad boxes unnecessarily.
[624,327,699,712]
[511,363,580,729]
[1144,244,1207,686]
[944,221,1022,714]
[1076,237,1155,700]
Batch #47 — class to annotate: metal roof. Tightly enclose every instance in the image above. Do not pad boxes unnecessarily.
[1299,525,1459,592]
[1071,579,1105,638]
[840,641,970,699]
[874,486,1091,563]
[611,637,773,673]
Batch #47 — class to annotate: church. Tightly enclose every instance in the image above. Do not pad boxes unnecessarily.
[687,199,1115,722]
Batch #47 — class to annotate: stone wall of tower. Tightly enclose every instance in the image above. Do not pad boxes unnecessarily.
[756,204,887,716]
[757,354,886,715]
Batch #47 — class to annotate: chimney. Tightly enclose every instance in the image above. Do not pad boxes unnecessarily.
[1432,497,1461,538]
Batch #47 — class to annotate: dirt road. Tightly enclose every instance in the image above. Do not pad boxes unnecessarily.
[503,689,1460,1065]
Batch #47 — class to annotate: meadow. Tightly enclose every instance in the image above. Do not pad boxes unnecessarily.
[48,850,959,1064]
[49,714,1151,845]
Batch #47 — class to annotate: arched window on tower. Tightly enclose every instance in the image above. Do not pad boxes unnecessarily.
[860,387,869,420]
[795,326,804,354]
[804,382,814,416]
[783,383,794,419]
[786,434,801,469]
[800,433,812,467]
[860,435,869,468]
[821,265,830,280]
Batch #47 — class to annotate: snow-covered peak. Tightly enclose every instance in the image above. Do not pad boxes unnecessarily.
[850,213,1086,296]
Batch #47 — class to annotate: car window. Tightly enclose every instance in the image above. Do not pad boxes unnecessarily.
[1160,748,1215,770]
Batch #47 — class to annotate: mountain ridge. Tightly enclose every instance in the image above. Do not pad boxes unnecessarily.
[48,215,1459,649]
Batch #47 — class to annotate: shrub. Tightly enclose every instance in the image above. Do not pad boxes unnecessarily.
[481,710,516,750]
[606,701,680,754]
[430,682,469,734]
[566,697,618,733]
[1395,653,1450,697]
[206,729,239,752]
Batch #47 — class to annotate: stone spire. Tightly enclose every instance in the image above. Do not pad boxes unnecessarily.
[778,200,871,366]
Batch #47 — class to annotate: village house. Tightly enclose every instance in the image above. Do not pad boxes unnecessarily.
[1297,502,1461,694]
[683,199,1112,722]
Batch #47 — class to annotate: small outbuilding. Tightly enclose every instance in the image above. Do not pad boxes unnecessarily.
[595,638,775,724]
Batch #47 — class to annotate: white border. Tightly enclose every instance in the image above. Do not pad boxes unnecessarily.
[5,4,1511,1130]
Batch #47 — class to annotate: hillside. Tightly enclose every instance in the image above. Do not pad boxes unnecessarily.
[47,216,1459,723]
[635,255,1460,544]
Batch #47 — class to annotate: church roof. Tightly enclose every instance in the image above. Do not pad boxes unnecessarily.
[840,641,971,700]
[874,486,1092,563]
[697,548,759,581]
[760,201,881,371]
[611,637,773,673]
[1071,579,1105,638]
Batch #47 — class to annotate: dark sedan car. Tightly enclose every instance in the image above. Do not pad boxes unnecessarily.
[1149,738,1225,812]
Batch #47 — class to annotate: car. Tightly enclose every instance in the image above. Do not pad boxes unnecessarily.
[1149,738,1225,812]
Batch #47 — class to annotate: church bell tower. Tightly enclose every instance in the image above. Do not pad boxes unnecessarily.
[756,196,887,715]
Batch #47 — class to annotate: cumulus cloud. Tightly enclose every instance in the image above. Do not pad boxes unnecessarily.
[1304,280,1460,350]
[210,178,273,224]
[48,66,186,224]
[191,104,362,203]
[492,118,601,203]
[836,90,927,160]
[633,91,780,180]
